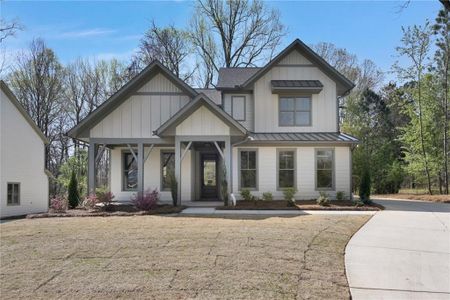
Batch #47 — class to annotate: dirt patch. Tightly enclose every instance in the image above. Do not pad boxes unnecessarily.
[0,214,370,299]
[372,194,450,203]
[217,200,382,211]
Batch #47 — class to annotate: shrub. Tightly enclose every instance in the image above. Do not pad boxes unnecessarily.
[67,170,80,209]
[359,167,371,204]
[316,191,330,206]
[50,196,67,213]
[283,188,296,206]
[82,194,99,209]
[96,187,115,210]
[262,192,273,201]
[221,166,229,206]
[336,191,345,201]
[168,171,178,206]
[132,189,159,211]
[354,199,365,207]
[240,189,253,201]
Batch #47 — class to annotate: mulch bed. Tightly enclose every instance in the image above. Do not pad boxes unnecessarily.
[27,204,185,219]
[217,200,383,211]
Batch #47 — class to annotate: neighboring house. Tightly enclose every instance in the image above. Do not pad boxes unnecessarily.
[68,39,358,204]
[0,81,50,218]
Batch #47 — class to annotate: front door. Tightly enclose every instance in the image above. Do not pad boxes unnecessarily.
[200,153,218,200]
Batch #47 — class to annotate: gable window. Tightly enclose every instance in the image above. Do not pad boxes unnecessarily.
[161,151,175,191]
[279,96,311,126]
[231,96,246,121]
[316,149,334,190]
[239,150,257,189]
[7,183,20,205]
[123,151,138,191]
[278,150,296,189]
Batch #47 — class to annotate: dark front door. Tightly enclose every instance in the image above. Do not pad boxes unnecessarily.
[200,153,218,200]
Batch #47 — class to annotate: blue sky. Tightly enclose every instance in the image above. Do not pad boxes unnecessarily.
[1,0,442,80]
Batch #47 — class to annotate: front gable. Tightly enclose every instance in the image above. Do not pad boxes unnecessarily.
[277,50,312,65]
[176,106,230,136]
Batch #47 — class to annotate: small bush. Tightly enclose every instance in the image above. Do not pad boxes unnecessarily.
[359,167,371,204]
[240,189,253,201]
[82,194,99,209]
[316,191,330,206]
[262,192,273,201]
[283,188,297,206]
[221,166,229,206]
[354,199,365,207]
[50,196,67,213]
[96,187,115,210]
[132,189,159,211]
[67,170,80,209]
[336,191,345,201]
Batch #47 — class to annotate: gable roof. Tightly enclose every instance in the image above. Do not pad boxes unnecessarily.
[216,67,261,90]
[67,60,199,138]
[0,80,49,144]
[236,39,355,96]
[155,93,247,136]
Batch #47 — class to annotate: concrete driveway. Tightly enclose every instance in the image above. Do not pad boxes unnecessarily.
[345,199,450,299]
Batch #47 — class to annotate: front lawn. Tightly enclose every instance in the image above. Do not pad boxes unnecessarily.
[1,215,370,299]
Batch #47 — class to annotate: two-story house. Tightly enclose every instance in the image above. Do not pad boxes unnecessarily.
[68,39,358,204]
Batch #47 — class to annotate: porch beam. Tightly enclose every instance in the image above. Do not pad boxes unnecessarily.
[144,144,154,163]
[137,143,144,196]
[180,141,192,162]
[88,142,96,194]
[213,141,224,160]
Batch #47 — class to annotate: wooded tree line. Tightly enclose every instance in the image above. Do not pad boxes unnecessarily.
[1,0,448,196]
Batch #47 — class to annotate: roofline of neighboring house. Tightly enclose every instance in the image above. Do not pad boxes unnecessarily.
[0,80,49,144]
[67,60,199,139]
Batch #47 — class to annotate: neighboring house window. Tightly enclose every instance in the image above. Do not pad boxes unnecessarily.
[123,152,138,191]
[231,96,246,121]
[239,150,257,189]
[161,151,175,191]
[316,149,334,190]
[279,96,312,126]
[278,150,296,189]
[7,183,20,205]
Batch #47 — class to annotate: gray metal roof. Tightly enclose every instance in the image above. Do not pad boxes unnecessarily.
[216,68,261,89]
[248,132,358,144]
[195,89,221,104]
[271,80,323,88]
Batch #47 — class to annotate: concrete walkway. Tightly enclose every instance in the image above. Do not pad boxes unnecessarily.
[346,199,450,299]
[181,207,376,215]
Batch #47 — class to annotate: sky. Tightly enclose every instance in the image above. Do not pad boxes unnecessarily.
[1,0,443,81]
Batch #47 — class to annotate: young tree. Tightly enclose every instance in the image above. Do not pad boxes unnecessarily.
[393,22,433,194]
[190,0,286,87]
[67,170,80,209]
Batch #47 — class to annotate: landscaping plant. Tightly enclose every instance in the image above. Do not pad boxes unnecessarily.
[132,189,159,211]
[96,187,115,211]
[240,189,253,201]
[220,166,229,206]
[316,191,330,206]
[262,192,273,201]
[49,196,67,213]
[359,167,371,204]
[82,194,99,209]
[336,191,345,201]
[168,170,178,206]
[67,170,80,209]
[283,188,297,206]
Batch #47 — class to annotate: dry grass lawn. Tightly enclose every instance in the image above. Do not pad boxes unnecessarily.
[1,215,370,299]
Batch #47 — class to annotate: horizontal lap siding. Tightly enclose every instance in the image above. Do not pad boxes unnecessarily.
[232,146,351,200]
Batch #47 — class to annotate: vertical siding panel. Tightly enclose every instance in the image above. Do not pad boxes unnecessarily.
[141,96,151,137]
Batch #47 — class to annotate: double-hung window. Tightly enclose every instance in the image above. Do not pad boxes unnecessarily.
[123,151,138,191]
[161,151,175,191]
[279,96,312,126]
[316,149,334,190]
[239,150,257,189]
[7,183,20,205]
[278,150,296,189]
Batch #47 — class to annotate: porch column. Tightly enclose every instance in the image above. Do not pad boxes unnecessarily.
[137,143,144,196]
[224,137,232,199]
[88,142,96,194]
[175,137,181,206]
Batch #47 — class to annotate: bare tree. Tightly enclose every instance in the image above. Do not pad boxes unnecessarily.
[190,0,286,87]
[0,17,22,43]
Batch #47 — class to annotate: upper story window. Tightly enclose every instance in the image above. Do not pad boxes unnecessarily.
[231,96,246,121]
[7,183,20,205]
[123,151,138,191]
[279,96,312,126]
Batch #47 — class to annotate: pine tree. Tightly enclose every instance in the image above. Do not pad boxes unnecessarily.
[68,170,80,209]
[359,167,371,204]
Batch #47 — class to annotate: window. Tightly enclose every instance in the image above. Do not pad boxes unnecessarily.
[231,96,246,121]
[161,151,175,191]
[279,96,311,126]
[7,183,20,205]
[316,149,334,190]
[278,150,295,189]
[239,150,257,189]
[122,152,138,191]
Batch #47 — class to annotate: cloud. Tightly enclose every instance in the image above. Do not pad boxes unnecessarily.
[56,28,115,39]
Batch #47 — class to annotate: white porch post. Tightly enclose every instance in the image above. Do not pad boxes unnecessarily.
[88,141,96,195]
[137,143,144,196]
[175,137,181,206]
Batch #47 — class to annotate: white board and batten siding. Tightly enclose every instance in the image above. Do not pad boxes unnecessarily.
[90,73,191,138]
[176,106,230,136]
[253,50,338,133]
[231,146,351,200]
[0,88,48,218]
[222,93,254,131]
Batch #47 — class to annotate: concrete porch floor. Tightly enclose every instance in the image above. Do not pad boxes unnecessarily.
[183,201,223,207]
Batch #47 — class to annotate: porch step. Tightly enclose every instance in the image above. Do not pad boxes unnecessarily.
[183,201,222,207]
